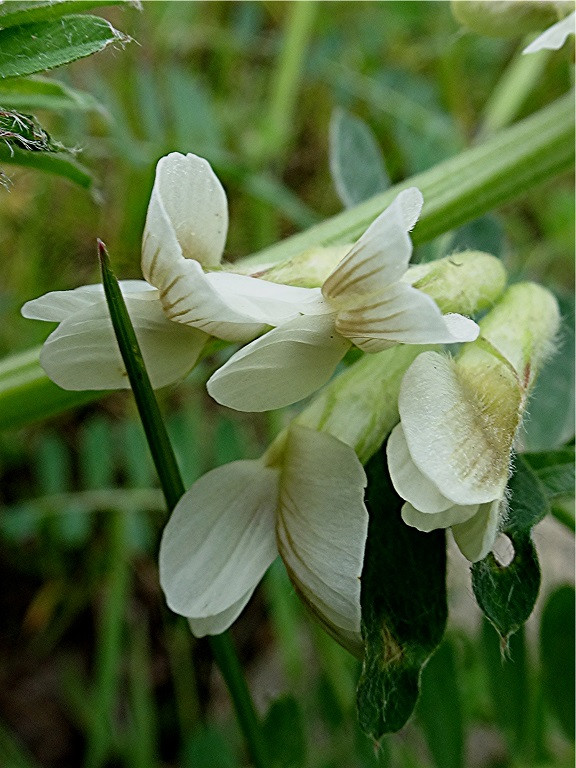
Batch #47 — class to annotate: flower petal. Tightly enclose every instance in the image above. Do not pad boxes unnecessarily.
[40,292,206,390]
[21,281,156,322]
[142,152,228,286]
[335,283,479,352]
[523,11,575,53]
[187,589,255,638]
[149,259,320,342]
[401,501,480,533]
[387,423,455,514]
[322,187,423,303]
[398,351,509,505]
[159,459,279,624]
[276,425,368,657]
[207,313,351,411]
[452,499,501,562]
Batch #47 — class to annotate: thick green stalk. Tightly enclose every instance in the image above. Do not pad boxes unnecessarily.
[98,243,269,768]
[242,92,574,266]
[1,94,573,431]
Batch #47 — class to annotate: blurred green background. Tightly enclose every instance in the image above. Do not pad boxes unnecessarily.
[0,2,573,767]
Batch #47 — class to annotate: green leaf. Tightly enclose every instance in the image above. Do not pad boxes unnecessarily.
[0,1,135,29]
[540,585,575,741]
[481,621,531,752]
[329,107,390,209]
[263,696,307,768]
[417,639,464,768]
[471,456,550,640]
[523,296,575,451]
[357,449,447,739]
[523,447,575,499]
[0,75,103,111]
[0,15,130,79]
[0,141,95,191]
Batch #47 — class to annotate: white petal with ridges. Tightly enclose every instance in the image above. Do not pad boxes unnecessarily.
[452,499,501,562]
[336,283,479,353]
[142,153,227,287]
[322,188,423,303]
[401,501,480,533]
[387,424,455,514]
[207,313,351,412]
[21,281,155,322]
[276,425,368,656]
[523,11,575,53]
[398,352,509,505]
[39,293,206,390]
[159,460,279,622]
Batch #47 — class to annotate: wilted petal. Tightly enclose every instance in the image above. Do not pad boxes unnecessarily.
[401,501,480,533]
[207,313,351,412]
[187,589,255,638]
[276,425,368,656]
[387,424,455,514]
[399,351,509,505]
[322,188,423,303]
[335,283,479,353]
[452,499,501,562]
[159,460,279,624]
[523,11,575,53]
[142,153,228,286]
[40,293,206,390]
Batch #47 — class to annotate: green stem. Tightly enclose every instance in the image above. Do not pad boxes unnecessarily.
[85,510,130,768]
[98,243,269,768]
[256,0,317,164]
[242,92,574,267]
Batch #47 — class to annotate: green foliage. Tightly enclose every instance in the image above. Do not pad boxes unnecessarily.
[0,15,128,79]
[0,76,102,112]
[358,449,447,738]
[472,456,549,640]
[540,585,575,742]
[329,107,390,208]
[263,696,307,768]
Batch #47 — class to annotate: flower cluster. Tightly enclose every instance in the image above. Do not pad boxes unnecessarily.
[22,152,560,650]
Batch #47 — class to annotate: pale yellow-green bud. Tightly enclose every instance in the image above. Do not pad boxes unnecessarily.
[455,281,560,456]
[253,245,350,287]
[405,251,507,315]
[451,0,567,37]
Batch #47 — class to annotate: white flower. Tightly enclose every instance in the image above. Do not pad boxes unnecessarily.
[523,10,575,53]
[387,351,509,562]
[159,424,368,656]
[387,282,561,562]
[207,188,480,412]
[21,281,206,390]
[141,152,320,342]
[22,152,318,391]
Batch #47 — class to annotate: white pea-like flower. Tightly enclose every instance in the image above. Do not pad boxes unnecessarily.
[387,282,561,562]
[159,424,368,656]
[207,188,479,412]
[22,152,318,390]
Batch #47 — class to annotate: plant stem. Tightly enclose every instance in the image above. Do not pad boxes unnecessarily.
[98,242,269,768]
[242,92,574,267]
[256,0,317,164]
[85,509,130,768]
